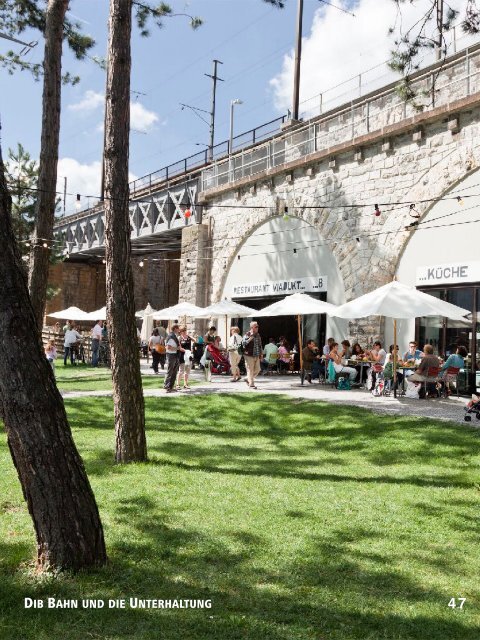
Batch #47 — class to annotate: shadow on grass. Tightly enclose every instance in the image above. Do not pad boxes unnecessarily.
[0,496,477,640]
[67,395,480,491]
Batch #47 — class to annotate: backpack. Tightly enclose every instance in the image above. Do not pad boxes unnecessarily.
[337,376,351,391]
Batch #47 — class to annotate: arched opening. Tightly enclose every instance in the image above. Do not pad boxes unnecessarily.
[218,216,347,347]
[388,169,480,394]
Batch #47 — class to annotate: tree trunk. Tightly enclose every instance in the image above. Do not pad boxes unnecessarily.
[104,0,147,463]
[0,148,107,572]
[28,0,68,330]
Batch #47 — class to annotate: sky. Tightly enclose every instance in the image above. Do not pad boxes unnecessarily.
[0,0,475,214]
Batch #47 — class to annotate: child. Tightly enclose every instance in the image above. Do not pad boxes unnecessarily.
[465,394,479,410]
[45,339,57,374]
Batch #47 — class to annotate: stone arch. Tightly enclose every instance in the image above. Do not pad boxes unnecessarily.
[209,180,365,306]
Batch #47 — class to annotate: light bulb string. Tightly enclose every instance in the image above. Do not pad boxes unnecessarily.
[70,213,480,264]
[6,182,480,215]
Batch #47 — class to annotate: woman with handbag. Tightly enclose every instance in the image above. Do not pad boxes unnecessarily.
[148,328,165,374]
[227,326,242,382]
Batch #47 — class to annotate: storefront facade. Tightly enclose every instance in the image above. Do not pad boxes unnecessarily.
[219,216,348,348]
[391,170,480,394]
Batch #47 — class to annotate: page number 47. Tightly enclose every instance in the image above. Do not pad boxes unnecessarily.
[448,598,466,609]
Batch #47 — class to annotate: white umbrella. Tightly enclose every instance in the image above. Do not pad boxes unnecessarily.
[152,302,209,321]
[331,281,470,320]
[86,306,107,321]
[135,303,157,319]
[253,292,336,317]
[47,306,91,321]
[203,299,256,347]
[140,303,156,343]
[250,293,337,371]
[331,280,471,396]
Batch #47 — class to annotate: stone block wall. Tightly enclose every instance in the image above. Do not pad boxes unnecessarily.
[201,102,480,344]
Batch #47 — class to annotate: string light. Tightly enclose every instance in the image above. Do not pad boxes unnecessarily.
[139,260,144,267]
[102,259,106,264]
[457,196,464,205]
[43,242,48,248]
[409,203,421,219]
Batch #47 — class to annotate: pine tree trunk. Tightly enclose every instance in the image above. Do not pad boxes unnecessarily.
[0,148,107,572]
[28,0,68,330]
[104,0,147,463]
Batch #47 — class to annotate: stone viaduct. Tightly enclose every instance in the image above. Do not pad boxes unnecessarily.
[53,43,480,338]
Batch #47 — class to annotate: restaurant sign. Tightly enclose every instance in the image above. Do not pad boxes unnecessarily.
[231,276,328,298]
[416,261,480,286]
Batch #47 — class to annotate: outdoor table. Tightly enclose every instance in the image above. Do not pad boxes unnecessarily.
[398,364,416,393]
[347,360,374,388]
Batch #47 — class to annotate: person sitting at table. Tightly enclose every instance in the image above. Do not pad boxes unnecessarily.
[302,339,322,383]
[403,340,424,363]
[323,337,335,358]
[330,342,357,382]
[261,337,279,374]
[340,339,352,359]
[407,345,441,395]
[277,340,290,374]
[365,341,387,390]
[383,344,404,391]
[438,345,467,394]
[351,343,364,358]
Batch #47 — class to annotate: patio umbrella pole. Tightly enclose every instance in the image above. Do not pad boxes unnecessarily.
[393,319,397,399]
[297,315,303,371]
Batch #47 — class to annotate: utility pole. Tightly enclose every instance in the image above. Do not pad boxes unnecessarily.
[205,59,223,161]
[436,0,444,61]
[292,0,304,121]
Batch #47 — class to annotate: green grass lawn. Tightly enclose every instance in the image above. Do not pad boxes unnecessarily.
[1,394,479,639]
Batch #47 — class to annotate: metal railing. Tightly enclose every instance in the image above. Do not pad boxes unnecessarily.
[201,45,480,192]
[129,115,287,195]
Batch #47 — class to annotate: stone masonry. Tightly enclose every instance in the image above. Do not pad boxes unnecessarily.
[183,102,480,342]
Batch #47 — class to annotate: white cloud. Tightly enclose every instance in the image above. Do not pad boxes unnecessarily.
[68,90,104,113]
[69,90,160,133]
[130,102,159,132]
[270,0,469,117]
[57,157,137,215]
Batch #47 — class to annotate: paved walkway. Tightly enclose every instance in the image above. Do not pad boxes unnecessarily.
[60,363,472,424]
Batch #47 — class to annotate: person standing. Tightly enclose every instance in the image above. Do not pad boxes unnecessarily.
[164,324,182,393]
[227,326,242,382]
[204,326,217,344]
[176,326,193,390]
[149,328,166,374]
[64,325,82,366]
[242,321,263,389]
[90,320,103,367]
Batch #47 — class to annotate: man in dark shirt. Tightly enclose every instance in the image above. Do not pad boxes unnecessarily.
[242,321,263,389]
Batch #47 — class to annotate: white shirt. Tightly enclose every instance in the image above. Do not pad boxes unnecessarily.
[64,329,82,347]
[91,324,102,340]
[228,334,242,350]
[166,337,178,353]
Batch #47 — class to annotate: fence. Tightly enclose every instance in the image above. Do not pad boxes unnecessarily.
[201,44,480,192]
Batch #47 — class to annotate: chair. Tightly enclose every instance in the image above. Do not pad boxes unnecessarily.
[423,366,440,398]
[266,353,280,375]
[440,366,461,398]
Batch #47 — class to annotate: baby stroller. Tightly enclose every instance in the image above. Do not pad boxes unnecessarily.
[464,396,480,422]
[206,343,231,375]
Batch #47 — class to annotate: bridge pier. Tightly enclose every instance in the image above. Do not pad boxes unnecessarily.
[179,223,210,334]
